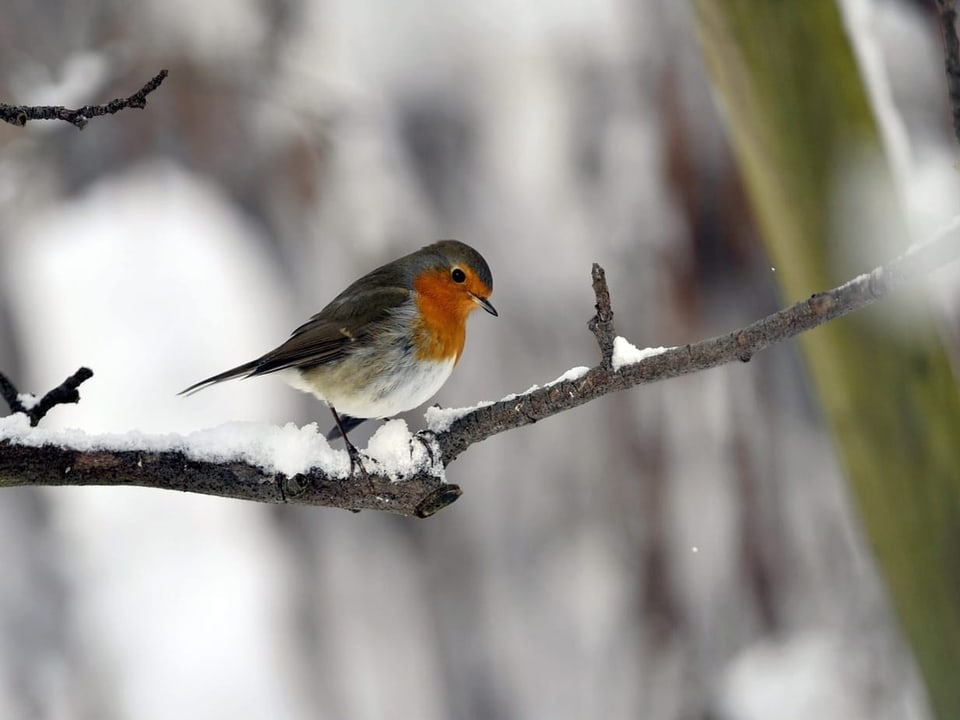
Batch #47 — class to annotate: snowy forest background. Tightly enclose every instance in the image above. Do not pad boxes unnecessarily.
[0,0,956,718]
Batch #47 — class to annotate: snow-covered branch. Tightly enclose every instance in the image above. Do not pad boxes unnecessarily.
[0,69,168,129]
[0,426,456,517]
[2,221,959,517]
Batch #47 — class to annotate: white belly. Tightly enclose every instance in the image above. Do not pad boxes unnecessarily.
[281,357,456,419]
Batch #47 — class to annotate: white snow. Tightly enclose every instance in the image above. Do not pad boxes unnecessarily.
[836,272,872,294]
[364,419,441,481]
[611,336,669,371]
[425,401,495,433]
[545,366,589,387]
[0,414,353,478]
[16,393,39,410]
[0,412,451,480]
[514,365,588,396]
[425,365,591,432]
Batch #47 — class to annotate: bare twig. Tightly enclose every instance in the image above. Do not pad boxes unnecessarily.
[0,368,94,426]
[587,263,617,369]
[2,225,958,517]
[935,0,960,147]
[0,69,168,129]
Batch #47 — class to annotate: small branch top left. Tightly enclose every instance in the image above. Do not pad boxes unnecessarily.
[0,368,94,426]
[0,69,168,130]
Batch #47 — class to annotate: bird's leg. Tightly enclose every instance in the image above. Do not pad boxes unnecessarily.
[330,406,368,478]
[414,429,438,469]
[325,413,366,440]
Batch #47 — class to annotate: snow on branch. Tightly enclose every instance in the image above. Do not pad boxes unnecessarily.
[2,222,959,517]
[0,69,168,129]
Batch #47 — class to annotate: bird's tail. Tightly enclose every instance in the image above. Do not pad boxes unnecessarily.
[179,360,260,396]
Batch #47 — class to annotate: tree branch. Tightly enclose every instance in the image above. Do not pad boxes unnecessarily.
[0,439,458,518]
[0,69,168,129]
[587,263,617,369]
[2,223,958,517]
[434,225,960,464]
[0,368,94,426]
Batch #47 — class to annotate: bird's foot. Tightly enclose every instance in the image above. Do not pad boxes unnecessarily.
[414,429,439,469]
[345,439,380,510]
[343,437,370,479]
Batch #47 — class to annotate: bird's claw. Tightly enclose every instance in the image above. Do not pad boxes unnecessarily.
[344,442,378,498]
[344,442,369,479]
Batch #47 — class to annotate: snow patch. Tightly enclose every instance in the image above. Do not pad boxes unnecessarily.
[0,415,352,478]
[426,366,590,432]
[611,337,669,371]
[364,419,440,481]
[425,401,495,433]
[16,393,39,410]
[546,366,589,387]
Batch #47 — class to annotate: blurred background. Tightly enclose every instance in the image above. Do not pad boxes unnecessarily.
[0,0,956,718]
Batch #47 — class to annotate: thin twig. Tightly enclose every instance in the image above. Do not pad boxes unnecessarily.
[587,263,617,369]
[0,69,169,129]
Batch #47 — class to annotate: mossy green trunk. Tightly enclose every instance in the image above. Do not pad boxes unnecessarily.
[693,2,960,717]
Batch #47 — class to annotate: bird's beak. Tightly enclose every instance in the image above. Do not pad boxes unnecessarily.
[472,293,498,317]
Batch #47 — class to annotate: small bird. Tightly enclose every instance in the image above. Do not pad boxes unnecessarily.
[181,240,497,471]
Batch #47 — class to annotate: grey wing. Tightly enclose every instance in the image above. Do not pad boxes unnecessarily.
[249,286,411,375]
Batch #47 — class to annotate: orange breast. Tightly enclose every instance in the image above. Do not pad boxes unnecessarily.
[413,270,474,364]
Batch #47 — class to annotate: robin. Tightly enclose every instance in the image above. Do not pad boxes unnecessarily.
[181,240,497,471]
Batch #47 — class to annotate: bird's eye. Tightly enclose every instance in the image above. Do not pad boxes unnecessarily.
[451,268,466,283]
